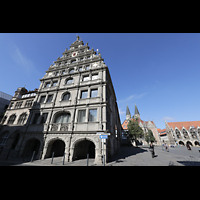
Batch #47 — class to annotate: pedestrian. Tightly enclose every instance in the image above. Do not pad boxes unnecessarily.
[149,142,155,158]
[186,143,191,150]
[164,143,169,151]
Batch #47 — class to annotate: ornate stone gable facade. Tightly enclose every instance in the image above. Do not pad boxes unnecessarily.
[0,36,122,164]
[165,120,200,146]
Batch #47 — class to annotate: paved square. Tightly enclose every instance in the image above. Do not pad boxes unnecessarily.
[1,145,200,166]
[107,145,200,166]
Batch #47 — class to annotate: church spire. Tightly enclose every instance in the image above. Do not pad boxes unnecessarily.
[126,105,131,120]
[134,104,140,119]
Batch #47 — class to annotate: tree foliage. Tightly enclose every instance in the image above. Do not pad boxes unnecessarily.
[144,129,156,144]
[127,117,144,146]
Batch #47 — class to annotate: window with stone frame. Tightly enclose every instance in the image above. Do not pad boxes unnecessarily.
[9,102,14,109]
[7,114,16,125]
[15,101,23,109]
[66,78,73,84]
[69,68,74,73]
[17,113,27,124]
[77,110,86,122]
[62,92,70,101]
[45,82,51,88]
[40,96,46,103]
[90,89,98,98]
[54,112,71,123]
[83,75,90,82]
[46,95,53,103]
[0,132,9,145]
[81,90,88,99]
[88,109,97,122]
[1,116,7,124]
[24,100,33,107]
[40,113,48,124]
[52,81,58,87]
[92,74,98,80]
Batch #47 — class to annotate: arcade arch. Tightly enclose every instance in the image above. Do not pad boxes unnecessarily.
[45,139,65,158]
[21,138,41,158]
[72,139,95,161]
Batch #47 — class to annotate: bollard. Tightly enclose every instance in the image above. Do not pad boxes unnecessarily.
[87,154,89,166]
[30,151,35,162]
[51,152,54,164]
[103,155,105,166]
[63,153,65,165]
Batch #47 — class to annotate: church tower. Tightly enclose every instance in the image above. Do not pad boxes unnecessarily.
[126,105,131,120]
[134,104,140,119]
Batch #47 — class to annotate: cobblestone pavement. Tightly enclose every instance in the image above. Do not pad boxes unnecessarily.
[107,145,200,166]
[1,145,200,166]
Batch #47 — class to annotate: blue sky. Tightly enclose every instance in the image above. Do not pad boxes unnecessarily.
[1,33,200,129]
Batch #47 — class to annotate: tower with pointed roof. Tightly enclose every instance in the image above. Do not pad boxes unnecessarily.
[126,105,131,120]
[122,104,161,145]
[134,104,140,119]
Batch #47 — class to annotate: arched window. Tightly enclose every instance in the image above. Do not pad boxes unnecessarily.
[66,78,73,84]
[17,113,27,124]
[69,68,74,73]
[62,92,70,101]
[54,112,71,123]
[175,129,182,139]
[1,116,7,124]
[7,114,16,125]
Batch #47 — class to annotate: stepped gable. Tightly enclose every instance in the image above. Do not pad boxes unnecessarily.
[47,35,104,72]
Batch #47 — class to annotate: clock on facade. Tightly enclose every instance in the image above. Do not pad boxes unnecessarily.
[72,52,78,57]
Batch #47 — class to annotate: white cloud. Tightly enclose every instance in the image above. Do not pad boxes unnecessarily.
[162,117,175,121]
[119,109,125,115]
[118,92,148,104]
[9,43,40,76]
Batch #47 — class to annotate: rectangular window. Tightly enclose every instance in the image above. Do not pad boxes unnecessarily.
[46,95,53,103]
[89,109,97,122]
[91,89,98,98]
[83,75,90,82]
[86,65,90,70]
[15,102,23,109]
[24,100,33,107]
[40,96,46,103]
[9,102,14,109]
[53,81,58,87]
[78,110,86,122]
[92,74,98,80]
[40,113,48,124]
[45,82,51,88]
[81,91,88,99]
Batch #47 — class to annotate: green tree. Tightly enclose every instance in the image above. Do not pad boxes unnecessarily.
[144,129,156,144]
[127,117,144,147]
